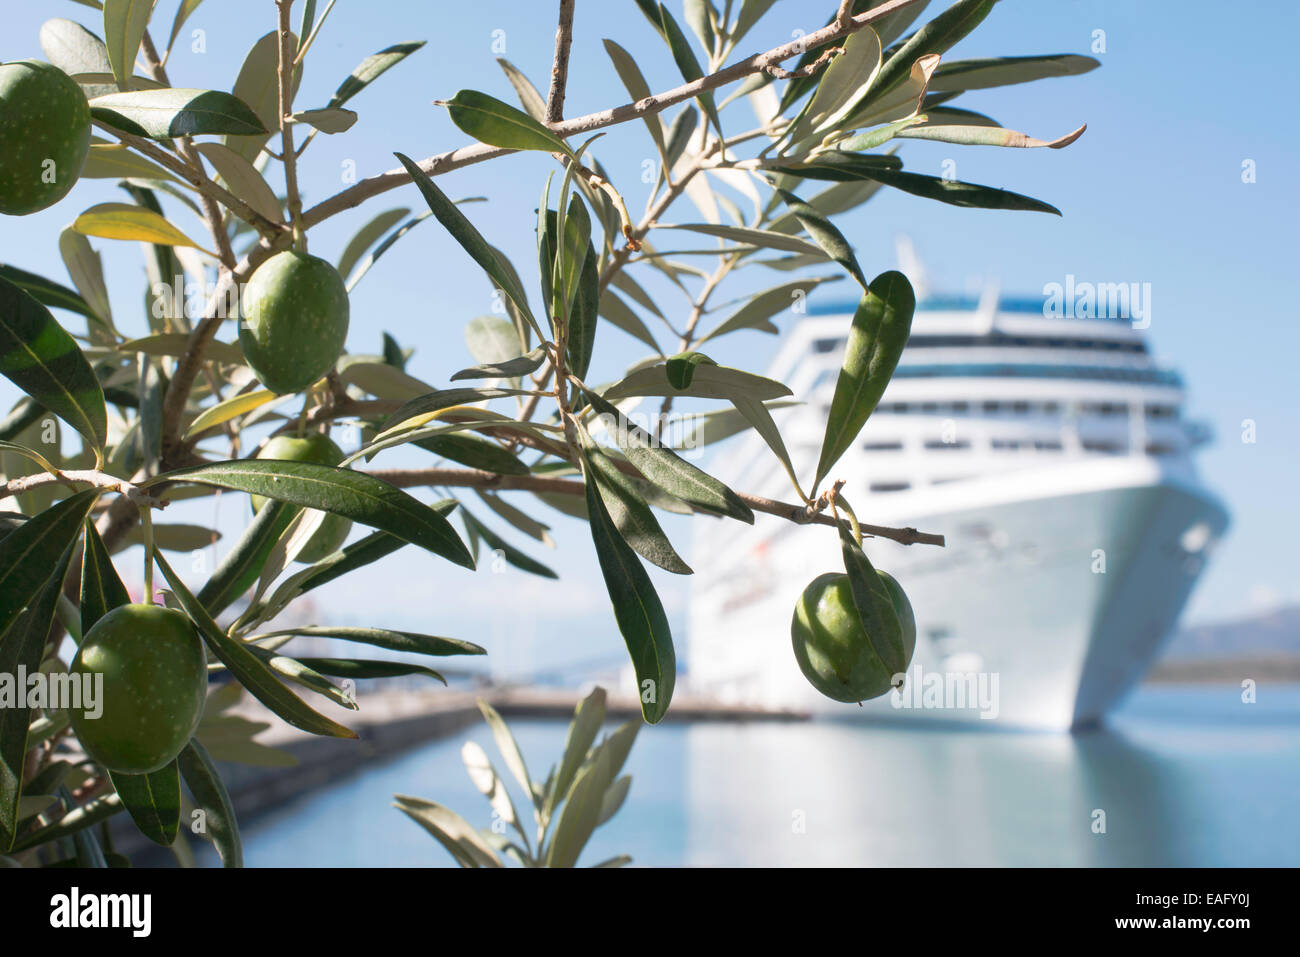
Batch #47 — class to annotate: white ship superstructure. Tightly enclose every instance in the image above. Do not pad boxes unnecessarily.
[687,288,1228,729]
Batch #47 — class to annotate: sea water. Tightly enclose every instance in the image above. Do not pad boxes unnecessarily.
[196,684,1300,867]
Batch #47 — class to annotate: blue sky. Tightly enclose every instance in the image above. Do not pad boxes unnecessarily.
[2,1,1297,677]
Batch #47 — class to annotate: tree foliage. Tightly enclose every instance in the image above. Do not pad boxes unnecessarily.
[0,0,1094,866]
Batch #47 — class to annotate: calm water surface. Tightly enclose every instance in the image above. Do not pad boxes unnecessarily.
[202,684,1300,867]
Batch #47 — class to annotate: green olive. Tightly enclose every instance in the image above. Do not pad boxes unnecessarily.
[790,571,916,703]
[69,604,207,774]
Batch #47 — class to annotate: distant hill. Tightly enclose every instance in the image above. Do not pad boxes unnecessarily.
[1162,604,1300,660]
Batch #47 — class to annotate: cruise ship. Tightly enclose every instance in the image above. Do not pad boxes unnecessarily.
[686,276,1229,730]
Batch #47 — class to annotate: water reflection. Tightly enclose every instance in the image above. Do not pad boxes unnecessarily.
[191,687,1299,867]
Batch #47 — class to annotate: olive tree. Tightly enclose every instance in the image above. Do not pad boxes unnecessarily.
[0,0,1094,866]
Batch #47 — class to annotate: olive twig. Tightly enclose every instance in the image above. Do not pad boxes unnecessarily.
[140,506,156,602]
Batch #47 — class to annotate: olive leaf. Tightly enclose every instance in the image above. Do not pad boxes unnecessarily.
[583,390,753,523]
[377,387,531,434]
[450,346,547,382]
[225,30,298,163]
[394,795,504,868]
[417,433,529,476]
[567,244,600,382]
[395,153,540,337]
[698,276,842,343]
[850,0,996,115]
[102,0,153,92]
[289,107,357,134]
[773,188,867,289]
[0,264,98,322]
[544,743,614,867]
[177,740,242,867]
[120,334,237,367]
[1,537,81,851]
[542,687,606,823]
[248,528,411,625]
[443,89,571,155]
[193,142,282,222]
[73,203,211,252]
[247,646,358,711]
[544,719,639,866]
[252,626,484,659]
[763,152,902,182]
[328,42,426,108]
[647,2,723,145]
[194,500,294,617]
[665,351,716,390]
[843,167,1062,215]
[928,53,1100,93]
[0,276,107,452]
[604,361,791,402]
[167,0,206,55]
[10,794,124,855]
[656,223,829,258]
[538,198,592,330]
[581,452,676,723]
[147,460,475,569]
[476,699,540,810]
[336,208,410,282]
[583,445,692,575]
[839,523,909,680]
[602,40,667,159]
[90,88,268,139]
[895,121,1087,149]
[597,288,662,354]
[81,519,131,634]
[462,740,521,838]
[0,489,99,640]
[495,57,547,121]
[296,659,446,684]
[153,549,359,740]
[459,510,557,579]
[41,18,116,99]
[108,763,181,847]
[815,270,915,488]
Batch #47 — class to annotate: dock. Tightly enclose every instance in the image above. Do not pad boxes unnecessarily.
[214,685,808,816]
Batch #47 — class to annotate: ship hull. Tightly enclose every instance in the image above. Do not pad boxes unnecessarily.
[687,457,1228,730]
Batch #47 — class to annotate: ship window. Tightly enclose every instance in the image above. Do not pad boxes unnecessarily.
[924,439,970,450]
[1033,439,1063,451]
[870,481,910,493]
[1146,442,1176,456]
[1082,440,1123,454]
[1011,400,1030,414]
[991,439,1022,451]
[812,337,841,353]
[931,476,967,485]
[906,334,1147,353]
[863,440,904,451]
[892,402,910,413]
[891,364,1178,386]
[951,401,969,414]
[1146,405,1178,419]
[1082,402,1128,417]
[982,400,1000,413]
